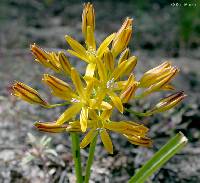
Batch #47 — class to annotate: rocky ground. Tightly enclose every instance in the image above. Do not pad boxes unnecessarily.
[0,1,200,183]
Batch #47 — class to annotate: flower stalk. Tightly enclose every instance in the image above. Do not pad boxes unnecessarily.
[70,133,83,183]
[84,135,98,183]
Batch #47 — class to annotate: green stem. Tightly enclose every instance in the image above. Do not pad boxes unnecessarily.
[128,132,188,183]
[70,133,83,183]
[46,102,70,108]
[84,135,98,183]
[125,108,152,117]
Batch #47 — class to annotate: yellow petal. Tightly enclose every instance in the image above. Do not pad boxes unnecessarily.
[100,129,113,154]
[124,56,137,75]
[86,26,96,49]
[85,63,96,77]
[110,60,128,80]
[85,80,95,99]
[80,107,89,132]
[89,110,99,120]
[67,49,89,63]
[84,76,100,86]
[103,50,114,72]
[161,84,175,90]
[71,67,85,98]
[80,128,97,148]
[101,110,112,120]
[65,35,88,60]
[105,121,149,137]
[97,33,116,57]
[108,91,123,113]
[89,99,112,110]
[100,101,113,110]
[56,103,82,125]
[96,57,107,82]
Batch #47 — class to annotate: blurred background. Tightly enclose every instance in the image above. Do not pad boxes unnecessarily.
[0,0,200,182]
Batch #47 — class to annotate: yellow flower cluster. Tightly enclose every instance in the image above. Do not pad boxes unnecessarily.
[11,3,186,154]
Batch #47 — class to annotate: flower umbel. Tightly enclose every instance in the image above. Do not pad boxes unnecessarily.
[12,3,185,154]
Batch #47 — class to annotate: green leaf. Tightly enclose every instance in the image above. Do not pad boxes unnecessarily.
[129,132,188,183]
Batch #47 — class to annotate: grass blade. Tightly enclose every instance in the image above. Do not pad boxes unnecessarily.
[129,132,188,183]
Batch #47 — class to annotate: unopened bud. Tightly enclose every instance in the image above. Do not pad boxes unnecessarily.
[139,61,178,88]
[31,44,60,72]
[82,3,95,39]
[34,121,68,133]
[111,17,133,57]
[149,91,186,114]
[140,67,179,97]
[58,52,71,75]
[11,82,48,106]
[42,74,74,100]
[120,82,138,103]
[118,48,130,65]
[124,56,137,75]
[103,50,114,72]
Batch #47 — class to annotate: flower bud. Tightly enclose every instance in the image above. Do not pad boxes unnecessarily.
[34,121,68,133]
[30,43,49,64]
[111,17,133,57]
[30,44,60,72]
[103,50,114,72]
[82,2,95,39]
[149,91,186,114]
[120,82,138,103]
[118,48,130,65]
[58,52,71,75]
[12,82,48,106]
[124,134,152,147]
[42,74,75,100]
[139,61,178,88]
[140,67,179,97]
[124,56,137,75]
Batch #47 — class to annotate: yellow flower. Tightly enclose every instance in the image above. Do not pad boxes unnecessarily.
[51,67,112,132]
[65,33,116,77]
[11,82,48,107]
[12,2,186,154]
[80,110,151,154]
[85,52,137,112]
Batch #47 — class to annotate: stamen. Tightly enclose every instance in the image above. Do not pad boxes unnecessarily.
[106,78,115,88]
[71,98,80,103]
